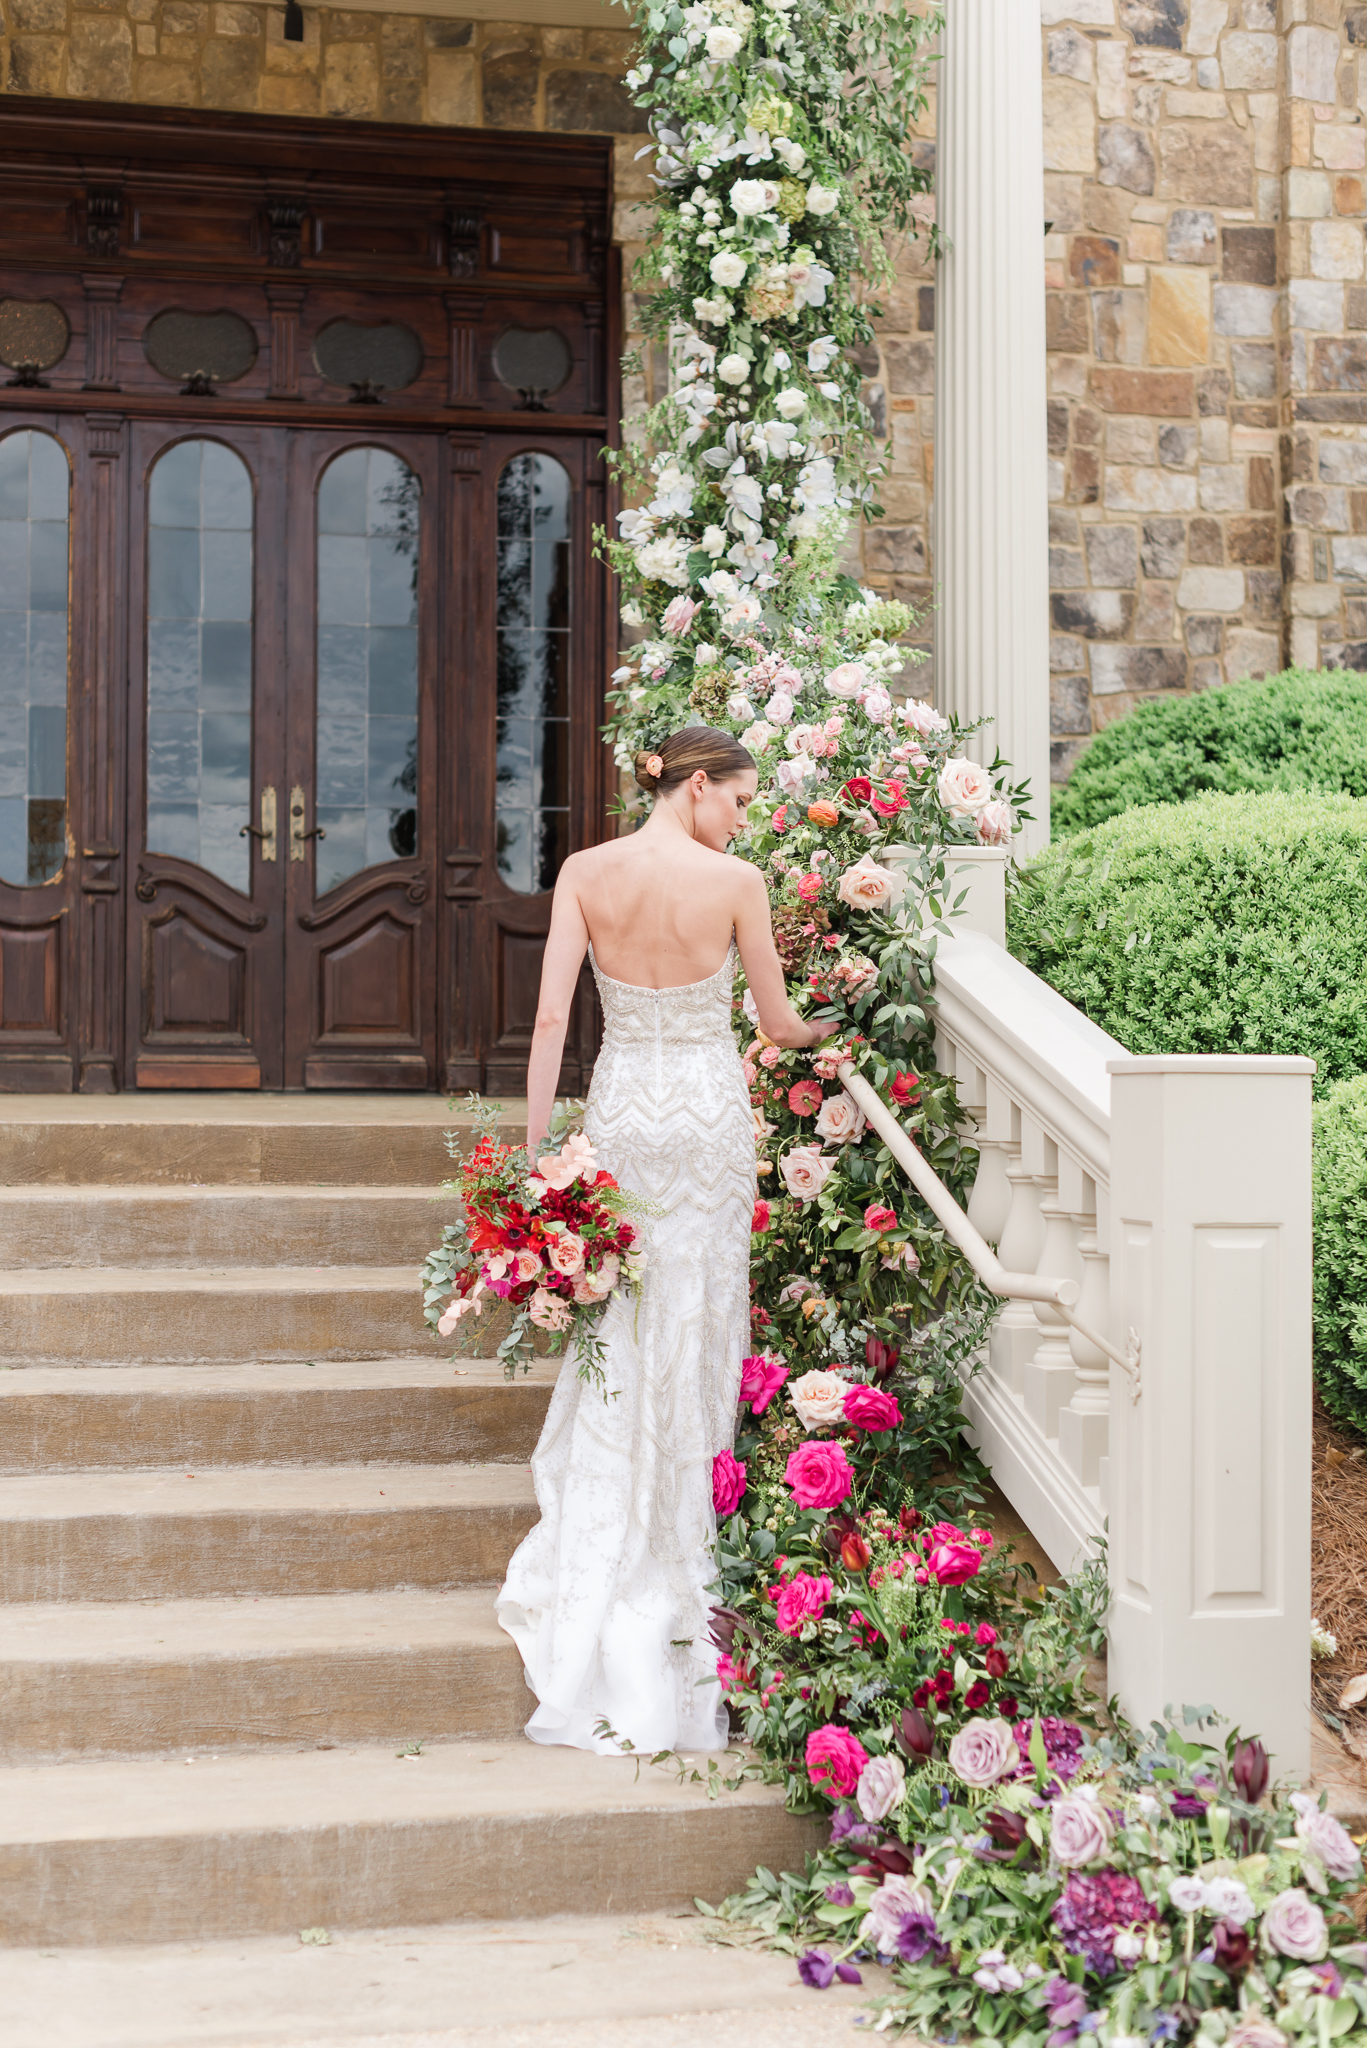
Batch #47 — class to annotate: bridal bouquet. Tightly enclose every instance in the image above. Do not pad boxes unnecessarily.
[421,1099,651,1389]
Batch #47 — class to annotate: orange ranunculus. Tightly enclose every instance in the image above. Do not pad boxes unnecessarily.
[806,799,839,828]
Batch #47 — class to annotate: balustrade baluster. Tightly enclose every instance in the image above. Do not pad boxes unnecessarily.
[1058,1210,1110,1491]
[989,1116,1046,1389]
[1022,1188,1080,1437]
[966,1072,1015,1246]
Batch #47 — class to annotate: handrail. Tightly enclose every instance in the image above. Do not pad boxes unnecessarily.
[836,1061,1142,1399]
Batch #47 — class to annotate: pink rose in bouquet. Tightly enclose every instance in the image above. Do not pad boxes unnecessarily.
[739,1352,789,1415]
[781,1145,834,1201]
[948,1717,1020,1788]
[805,1722,868,1797]
[977,799,1012,846]
[1262,1888,1328,1962]
[527,1287,573,1332]
[546,1231,586,1277]
[925,1523,983,1586]
[712,1448,748,1516]
[662,593,699,635]
[843,1384,902,1434]
[785,1439,853,1510]
[937,757,993,818]
[823,662,867,700]
[775,1571,833,1637]
[836,853,896,911]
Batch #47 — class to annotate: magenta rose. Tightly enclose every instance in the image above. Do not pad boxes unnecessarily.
[843,1384,902,1434]
[806,1722,869,1798]
[785,1439,854,1511]
[739,1352,790,1416]
[775,1571,834,1637]
[925,1526,983,1586]
[712,1448,748,1515]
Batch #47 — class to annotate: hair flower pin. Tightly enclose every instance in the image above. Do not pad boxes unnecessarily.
[645,753,664,779]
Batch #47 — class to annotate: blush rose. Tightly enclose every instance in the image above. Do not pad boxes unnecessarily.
[947,1717,1021,1789]
[836,853,896,912]
[788,1369,849,1430]
[781,1144,834,1201]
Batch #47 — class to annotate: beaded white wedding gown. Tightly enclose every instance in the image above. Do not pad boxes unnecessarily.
[497,942,755,1755]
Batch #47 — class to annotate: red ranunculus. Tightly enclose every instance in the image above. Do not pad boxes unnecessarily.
[864,1203,898,1233]
[964,1679,991,1711]
[751,1199,771,1233]
[889,1070,920,1107]
[738,1352,789,1414]
[870,780,909,817]
[788,1079,823,1116]
[773,804,790,833]
[842,1383,902,1434]
[712,1448,748,1516]
[805,1722,869,1798]
[785,1439,853,1510]
[842,776,872,804]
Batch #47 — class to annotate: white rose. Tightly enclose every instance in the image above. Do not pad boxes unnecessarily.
[775,755,816,795]
[902,698,949,736]
[938,757,994,817]
[805,180,841,216]
[788,1367,848,1429]
[814,1090,866,1145]
[692,295,732,326]
[861,685,893,723]
[717,352,749,385]
[730,178,779,217]
[700,526,728,559]
[823,661,867,699]
[773,388,807,420]
[693,642,719,666]
[977,799,1013,846]
[739,720,776,753]
[705,22,743,60]
[779,1142,834,1201]
[856,1754,906,1824]
[709,250,748,289]
[635,536,691,588]
[773,137,806,173]
[766,690,794,725]
[837,853,896,911]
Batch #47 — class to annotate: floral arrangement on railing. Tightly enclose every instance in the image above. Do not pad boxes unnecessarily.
[421,1100,651,1388]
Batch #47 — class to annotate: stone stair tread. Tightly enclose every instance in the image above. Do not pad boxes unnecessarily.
[0,1738,790,1845]
[0,1095,525,1128]
[0,1460,535,1520]
[0,1357,556,1396]
[0,1267,426,1296]
[0,1586,510,1663]
[0,1183,445,1201]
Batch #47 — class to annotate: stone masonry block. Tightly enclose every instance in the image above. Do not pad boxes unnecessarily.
[1198,465,1246,512]
[1289,24,1339,103]
[1051,590,1137,640]
[1091,645,1188,693]
[1316,127,1367,172]
[1312,339,1367,391]
[1149,268,1210,366]
[426,50,477,124]
[1085,524,1141,585]
[1230,344,1275,399]
[1051,633,1086,670]
[1043,78,1096,175]
[1107,466,1197,514]
[483,50,538,128]
[1320,441,1367,486]
[7,36,65,89]
[881,340,934,396]
[1290,485,1349,528]
[1159,127,1251,209]
[1220,32,1276,91]
[1177,566,1244,609]
[1185,614,1223,656]
[546,73,649,134]
[1108,417,1157,464]
[1049,547,1087,587]
[1098,124,1157,195]
[68,13,133,94]
[1290,281,1345,332]
[1091,366,1194,415]
[1224,628,1280,681]
[1188,516,1224,563]
[1159,423,1198,467]
[1051,675,1093,734]
[1227,517,1277,565]
[8,0,65,28]
[1046,294,1091,354]
[1222,227,1275,286]
[1141,518,1187,577]
[322,41,376,119]
[1094,290,1146,365]
[1048,26,1094,81]
[1120,0,1185,50]
[1311,222,1365,283]
[1071,237,1121,287]
[1167,209,1217,263]
[1213,285,1277,337]
[1287,170,1333,221]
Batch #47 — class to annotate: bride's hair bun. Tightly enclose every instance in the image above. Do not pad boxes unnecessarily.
[631,727,755,799]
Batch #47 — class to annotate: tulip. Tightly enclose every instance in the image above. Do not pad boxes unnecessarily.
[894,1704,935,1762]
[865,1334,901,1383]
[981,1807,1029,1854]
[1213,1921,1254,1979]
[1231,1737,1269,1807]
[840,1532,871,1572]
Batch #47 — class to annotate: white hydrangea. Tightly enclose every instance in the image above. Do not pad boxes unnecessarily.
[1312,1617,1339,1659]
[635,534,691,587]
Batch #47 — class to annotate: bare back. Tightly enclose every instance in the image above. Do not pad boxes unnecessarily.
[562,832,746,990]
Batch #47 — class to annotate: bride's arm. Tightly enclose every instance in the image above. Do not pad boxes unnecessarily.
[733,863,830,1049]
[526,870,590,1154]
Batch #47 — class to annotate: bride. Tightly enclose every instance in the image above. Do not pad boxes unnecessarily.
[496,725,830,1755]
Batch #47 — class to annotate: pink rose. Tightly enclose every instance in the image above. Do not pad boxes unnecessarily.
[823,662,868,700]
[789,1369,849,1431]
[662,593,699,635]
[527,1286,573,1332]
[751,1199,771,1233]
[864,1203,897,1233]
[546,1231,585,1277]
[860,684,893,723]
[836,853,896,912]
[902,698,949,736]
[739,1352,789,1414]
[1294,1797,1362,1885]
[785,1439,853,1510]
[860,1876,936,1954]
[947,1717,1020,1788]
[843,1384,902,1434]
[513,1249,543,1284]
[774,1570,833,1636]
[814,1091,865,1145]
[781,1144,835,1202]
[805,1722,869,1797]
[1262,1888,1328,1962]
[855,1753,906,1823]
[925,1527,982,1586]
[712,1448,748,1515]
[880,1240,920,1273]
[572,1254,619,1304]
[977,799,1013,846]
[937,757,993,817]
[1050,1790,1116,1868]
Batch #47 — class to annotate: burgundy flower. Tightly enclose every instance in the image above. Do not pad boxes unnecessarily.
[1013,1715,1085,1783]
[1231,1739,1269,1806]
[1051,1868,1160,1975]
[985,1647,1009,1679]
[1213,1920,1254,1979]
[965,1679,990,1711]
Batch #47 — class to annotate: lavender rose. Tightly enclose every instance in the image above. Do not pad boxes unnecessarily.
[1295,1803,1362,1886]
[855,1753,906,1824]
[1049,1789,1116,1868]
[947,1717,1020,1789]
[1225,2022,1289,2048]
[1261,1886,1328,1962]
[860,1875,935,1956]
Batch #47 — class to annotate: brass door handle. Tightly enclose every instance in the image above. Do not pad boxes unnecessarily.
[240,786,277,861]
[289,784,324,860]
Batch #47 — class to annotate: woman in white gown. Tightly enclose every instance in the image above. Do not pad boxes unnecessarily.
[496,726,830,1755]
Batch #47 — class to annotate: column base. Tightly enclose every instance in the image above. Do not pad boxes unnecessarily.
[1058,1404,1108,1490]
[1021,1339,1076,1439]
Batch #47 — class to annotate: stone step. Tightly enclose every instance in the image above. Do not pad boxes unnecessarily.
[0,1588,530,1760]
[0,1740,824,1945]
[0,1095,526,1188]
[0,1359,557,1473]
[0,1186,450,1270]
[0,1267,433,1364]
[0,1463,536,1602]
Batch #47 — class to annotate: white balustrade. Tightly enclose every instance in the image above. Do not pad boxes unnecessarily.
[875,844,1313,1774]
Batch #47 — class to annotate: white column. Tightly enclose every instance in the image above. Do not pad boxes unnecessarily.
[1107,1056,1314,1779]
[933,0,1051,853]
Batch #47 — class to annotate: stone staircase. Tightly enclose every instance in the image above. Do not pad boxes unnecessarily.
[0,1098,819,1946]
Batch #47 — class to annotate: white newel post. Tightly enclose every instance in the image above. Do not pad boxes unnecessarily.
[1106,1057,1314,1779]
[933,1,1051,854]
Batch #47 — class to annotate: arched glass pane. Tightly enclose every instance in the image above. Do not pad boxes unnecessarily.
[315,447,419,895]
[145,439,254,892]
[0,430,69,886]
[496,453,569,895]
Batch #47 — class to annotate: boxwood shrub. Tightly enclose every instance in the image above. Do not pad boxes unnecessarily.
[1313,1076,1367,1435]
[1007,789,1367,1097]
[1052,668,1367,837]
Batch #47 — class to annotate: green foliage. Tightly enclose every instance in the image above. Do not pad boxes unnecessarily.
[1008,790,1367,1096]
[1313,1074,1367,1437]
[1052,668,1367,837]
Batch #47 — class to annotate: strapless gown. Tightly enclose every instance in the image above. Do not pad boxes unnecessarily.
[496,942,756,1754]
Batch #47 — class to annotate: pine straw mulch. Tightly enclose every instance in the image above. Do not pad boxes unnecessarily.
[1312,1395,1367,1758]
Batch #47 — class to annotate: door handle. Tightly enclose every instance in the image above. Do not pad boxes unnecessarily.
[239,785,277,861]
[289,784,324,860]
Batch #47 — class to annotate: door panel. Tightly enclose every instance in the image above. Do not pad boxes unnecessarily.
[126,421,285,1088]
[283,431,439,1090]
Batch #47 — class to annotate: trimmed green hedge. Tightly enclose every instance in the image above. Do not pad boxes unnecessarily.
[1052,668,1367,837]
[1007,790,1367,1097]
[1313,1075,1367,1434]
